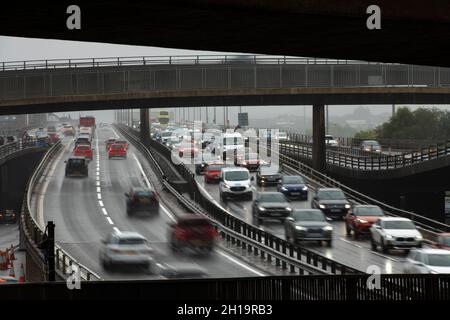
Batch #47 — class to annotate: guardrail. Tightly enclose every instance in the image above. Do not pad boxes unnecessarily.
[21,141,100,281]
[0,138,38,160]
[117,124,363,275]
[280,139,450,170]
[0,55,398,72]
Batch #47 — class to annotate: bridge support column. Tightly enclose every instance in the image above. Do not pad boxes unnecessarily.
[312,104,326,172]
[140,108,150,145]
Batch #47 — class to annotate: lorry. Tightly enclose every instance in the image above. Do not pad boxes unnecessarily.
[79,116,96,129]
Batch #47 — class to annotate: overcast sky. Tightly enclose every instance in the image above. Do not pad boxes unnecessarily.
[1,36,447,123]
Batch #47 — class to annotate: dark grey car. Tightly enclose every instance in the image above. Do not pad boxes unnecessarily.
[284,209,333,246]
[252,192,292,224]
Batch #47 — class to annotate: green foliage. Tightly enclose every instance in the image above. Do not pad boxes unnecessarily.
[354,129,377,139]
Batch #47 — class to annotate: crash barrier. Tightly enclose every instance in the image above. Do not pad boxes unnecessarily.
[117,124,362,275]
[0,138,38,161]
[280,138,450,170]
[20,141,100,281]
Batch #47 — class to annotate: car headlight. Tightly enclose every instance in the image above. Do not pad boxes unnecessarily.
[319,204,326,209]
[415,234,423,240]
[356,219,368,224]
[345,204,351,209]
[385,234,394,240]
[258,206,266,211]
[223,184,231,189]
[302,186,308,191]
[281,186,288,191]
[323,226,333,231]
[295,226,306,231]
[286,207,292,211]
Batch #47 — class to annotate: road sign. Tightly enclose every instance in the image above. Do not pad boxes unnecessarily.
[238,112,248,127]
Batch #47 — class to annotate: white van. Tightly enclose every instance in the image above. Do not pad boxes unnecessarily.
[219,167,254,201]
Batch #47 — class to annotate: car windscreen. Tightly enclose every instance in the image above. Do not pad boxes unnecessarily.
[260,167,279,175]
[427,254,450,267]
[208,165,225,171]
[283,176,305,184]
[224,171,249,181]
[111,145,123,149]
[363,141,380,146]
[77,146,90,151]
[68,159,85,165]
[118,238,146,245]
[293,210,325,221]
[318,190,346,200]
[383,221,416,230]
[258,193,286,203]
[355,207,384,216]
[135,191,155,198]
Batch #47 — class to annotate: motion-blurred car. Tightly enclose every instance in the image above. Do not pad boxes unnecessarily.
[158,262,208,279]
[125,187,159,215]
[0,210,16,224]
[284,209,333,246]
[277,175,308,200]
[105,138,116,151]
[252,192,292,224]
[311,188,351,219]
[204,163,226,184]
[65,157,89,177]
[195,153,219,175]
[108,144,127,159]
[74,137,91,149]
[47,132,60,143]
[360,140,382,153]
[175,142,199,159]
[168,214,219,254]
[235,148,261,171]
[100,230,154,270]
[403,248,450,274]
[434,233,450,250]
[345,205,385,238]
[74,145,94,160]
[0,276,18,284]
[370,217,423,253]
[256,166,282,186]
[325,134,339,147]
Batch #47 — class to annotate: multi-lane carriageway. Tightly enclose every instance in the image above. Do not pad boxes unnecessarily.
[32,124,422,280]
[33,125,267,280]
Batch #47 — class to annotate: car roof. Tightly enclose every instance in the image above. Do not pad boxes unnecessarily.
[221,167,249,172]
[258,191,285,196]
[112,230,146,240]
[177,214,212,222]
[411,248,450,255]
[131,187,154,193]
[317,188,343,192]
[354,205,382,209]
[68,156,86,160]
[378,217,412,222]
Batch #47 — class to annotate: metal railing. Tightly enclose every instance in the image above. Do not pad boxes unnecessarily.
[0,138,38,161]
[280,139,450,170]
[117,124,363,275]
[0,55,395,72]
[21,141,100,281]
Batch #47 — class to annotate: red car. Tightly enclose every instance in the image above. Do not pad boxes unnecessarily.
[204,163,226,183]
[434,233,450,250]
[48,133,60,143]
[114,140,129,150]
[105,138,116,151]
[74,145,94,160]
[108,144,127,159]
[168,214,219,254]
[177,144,199,159]
[345,205,385,238]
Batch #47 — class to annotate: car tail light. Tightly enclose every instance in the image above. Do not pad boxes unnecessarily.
[175,227,187,240]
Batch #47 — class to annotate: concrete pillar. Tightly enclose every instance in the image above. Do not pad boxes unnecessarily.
[140,108,150,145]
[312,104,326,172]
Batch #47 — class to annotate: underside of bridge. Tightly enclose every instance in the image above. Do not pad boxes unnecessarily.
[2,1,450,67]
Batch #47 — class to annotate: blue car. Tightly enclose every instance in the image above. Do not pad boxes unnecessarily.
[277,175,308,200]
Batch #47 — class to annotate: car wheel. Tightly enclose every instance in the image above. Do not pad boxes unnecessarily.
[381,239,389,253]
[370,238,377,251]
[353,230,359,239]
[345,225,351,236]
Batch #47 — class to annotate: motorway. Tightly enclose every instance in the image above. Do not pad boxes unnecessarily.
[185,159,407,274]
[38,126,266,280]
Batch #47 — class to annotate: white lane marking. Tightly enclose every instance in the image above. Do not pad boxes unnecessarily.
[101,208,108,216]
[132,153,176,222]
[38,142,72,227]
[217,250,266,277]
[96,181,100,186]
[96,176,100,181]
[371,251,399,262]
[98,200,104,207]
[97,187,101,193]
[113,227,121,233]
[110,127,121,139]
[340,237,363,248]
[106,217,114,225]
[96,171,100,176]
[97,193,102,200]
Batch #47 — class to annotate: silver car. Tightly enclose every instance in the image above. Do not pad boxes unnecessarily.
[100,230,154,270]
[403,248,450,274]
[370,217,423,253]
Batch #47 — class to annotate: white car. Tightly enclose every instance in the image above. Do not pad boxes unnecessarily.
[219,167,254,201]
[403,248,450,274]
[100,230,154,270]
[325,135,339,147]
[370,217,423,253]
